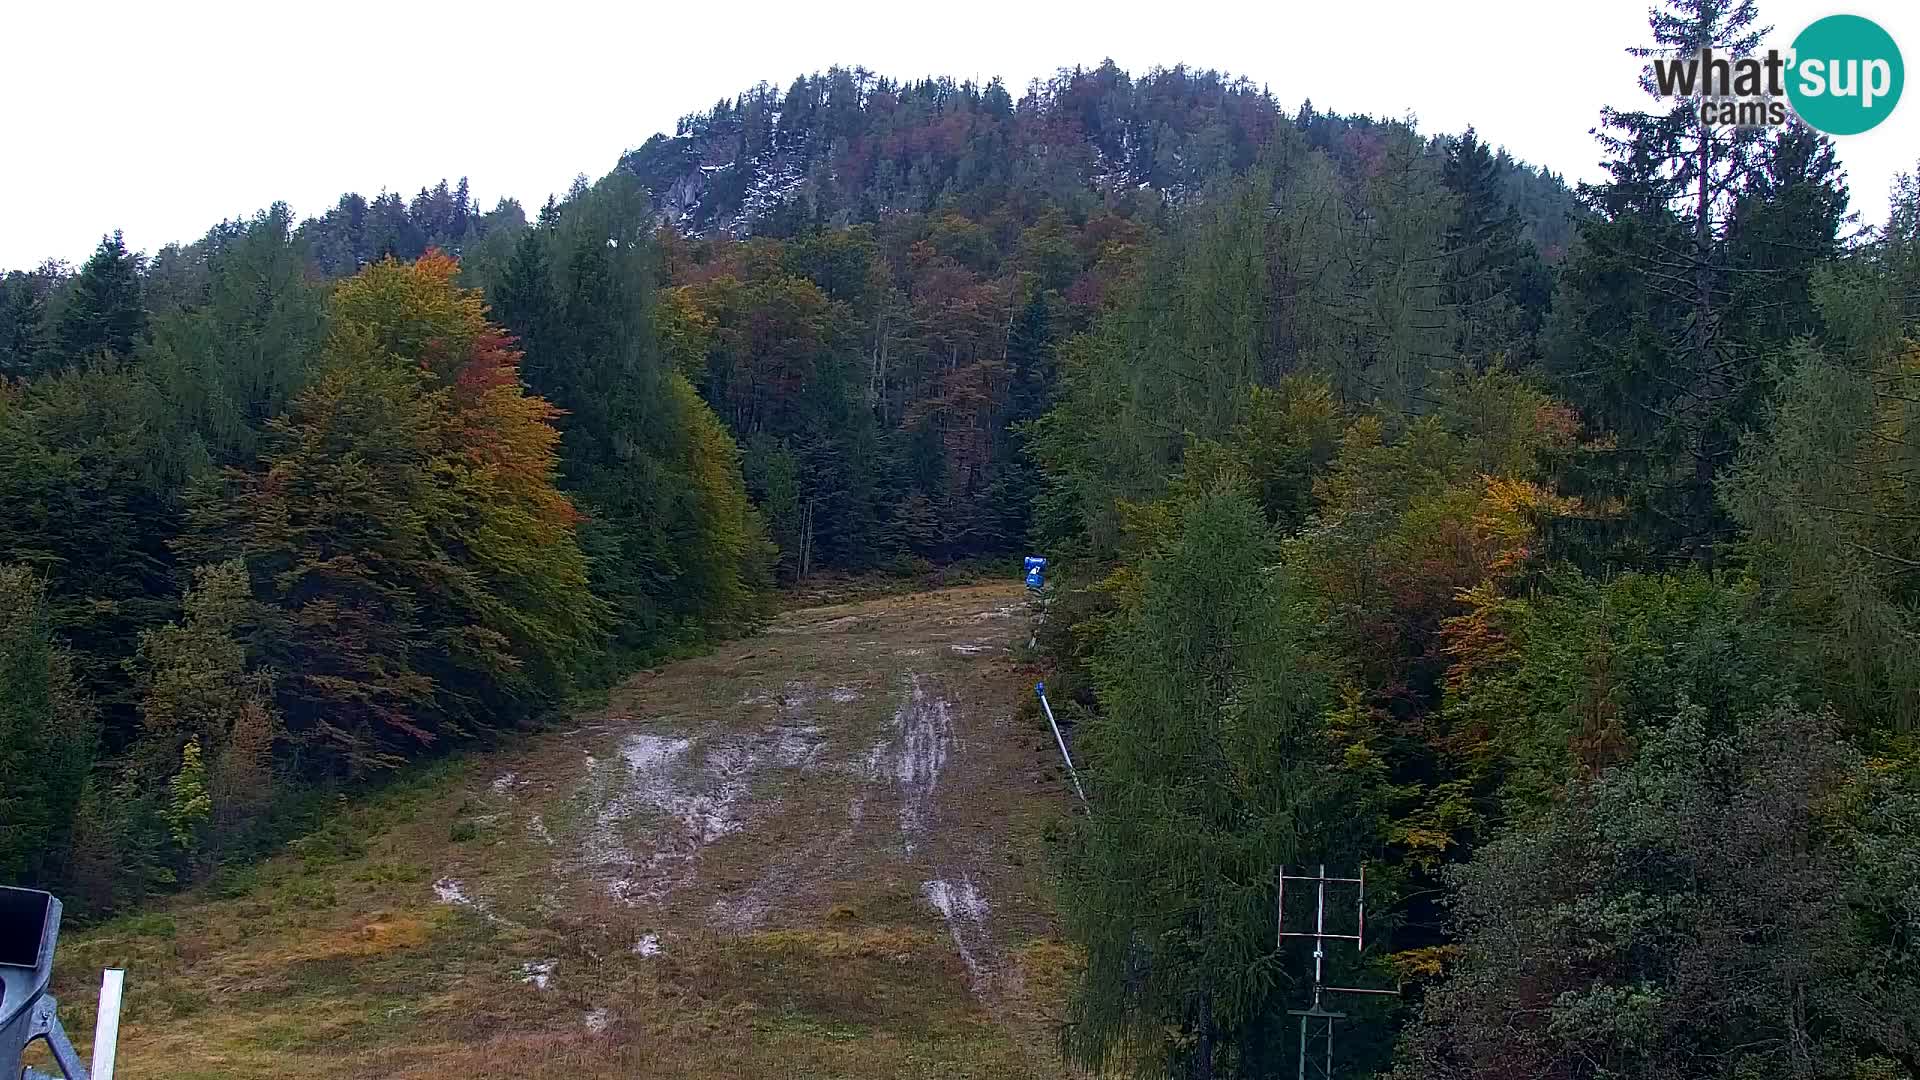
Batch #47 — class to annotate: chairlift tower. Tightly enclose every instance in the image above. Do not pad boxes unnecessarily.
[2,887,125,1080]
[1277,864,1398,1080]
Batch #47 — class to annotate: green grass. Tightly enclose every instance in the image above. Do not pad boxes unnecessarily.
[42,582,1079,1080]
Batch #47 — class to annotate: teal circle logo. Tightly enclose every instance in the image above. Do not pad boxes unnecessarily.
[1787,14,1903,135]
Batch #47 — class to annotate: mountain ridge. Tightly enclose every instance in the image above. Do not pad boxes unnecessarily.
[615,61,1583,256]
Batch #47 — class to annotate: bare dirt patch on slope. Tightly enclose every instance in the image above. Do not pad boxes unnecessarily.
[47,583,1079,1080]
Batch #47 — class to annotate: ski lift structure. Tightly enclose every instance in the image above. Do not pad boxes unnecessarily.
[2,887,125,1080]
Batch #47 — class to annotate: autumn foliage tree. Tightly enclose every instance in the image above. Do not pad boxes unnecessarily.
[182,253,603,770]
[129,559,281,867]
[663,263,889,580]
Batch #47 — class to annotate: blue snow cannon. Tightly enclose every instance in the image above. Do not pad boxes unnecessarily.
[1023,556,1048,591]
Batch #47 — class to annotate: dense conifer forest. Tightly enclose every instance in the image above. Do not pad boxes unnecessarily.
[5,1,1920,1075]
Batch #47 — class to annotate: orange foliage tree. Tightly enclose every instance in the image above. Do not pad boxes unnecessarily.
[181,252,605,770]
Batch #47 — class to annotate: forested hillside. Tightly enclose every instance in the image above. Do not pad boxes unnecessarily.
[617,62,1579,254]
[5,0,1920,1075]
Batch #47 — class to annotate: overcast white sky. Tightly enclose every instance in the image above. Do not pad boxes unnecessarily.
[6,0,1917,270]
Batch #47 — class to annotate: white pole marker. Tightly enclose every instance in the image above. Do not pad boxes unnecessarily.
[90,969,124,1080]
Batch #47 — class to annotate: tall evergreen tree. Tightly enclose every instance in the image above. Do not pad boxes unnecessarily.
[0,564,98,888]
[144,204,327,468]
[1442,129,1551,365]
[986,288,1057,547]
[1722,125,1849,349]
[0,269,52,376]
[1549,0,1846,566]
[489,227,556,365]
[1062,489,1350,1079]
[492,175,770,650]
[0,364,185,741]
[51,230,146,369]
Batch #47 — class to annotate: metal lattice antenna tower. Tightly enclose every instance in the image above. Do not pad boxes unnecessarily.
[1277,865,1398,1080]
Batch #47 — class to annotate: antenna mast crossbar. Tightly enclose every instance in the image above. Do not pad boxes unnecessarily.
[1274,864,1395,1080]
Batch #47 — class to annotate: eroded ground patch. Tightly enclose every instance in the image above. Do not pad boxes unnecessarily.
[44,583,1077,1080]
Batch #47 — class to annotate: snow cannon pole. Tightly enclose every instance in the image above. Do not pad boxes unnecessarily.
[1034,682,1089,809]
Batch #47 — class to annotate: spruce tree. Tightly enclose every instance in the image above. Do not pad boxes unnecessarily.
[143,204,327,467]
[1722,124,1848,348]
[489,227,557,373]
[0,364,184,741]
[0,564,98,887]
[51,230,146,369]
[1550,0,1846,565]
[1442,129,1550,365]
[1061,489,1347,1079]
[0,270,50,376]
[989,289,1057,547]
[494,174,771,651]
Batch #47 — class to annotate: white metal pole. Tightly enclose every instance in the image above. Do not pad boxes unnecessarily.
[1276,866,1285,946]
[1312,865,1326,1007]
[1034,684,1089,807]
[1357,863,1366,953]
[90,968,123,1080]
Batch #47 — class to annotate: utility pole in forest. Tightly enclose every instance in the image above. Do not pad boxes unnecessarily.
[1277,865,1398,1080]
